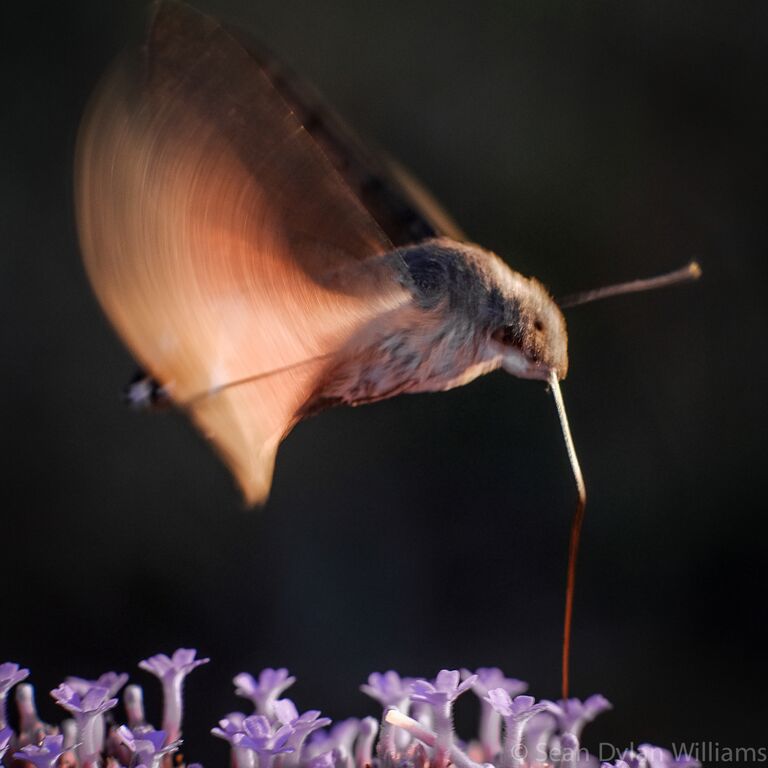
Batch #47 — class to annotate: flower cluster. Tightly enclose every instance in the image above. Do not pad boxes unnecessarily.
[0,654,696,768]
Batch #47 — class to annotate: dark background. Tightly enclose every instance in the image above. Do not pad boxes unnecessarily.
[2,1,767,765]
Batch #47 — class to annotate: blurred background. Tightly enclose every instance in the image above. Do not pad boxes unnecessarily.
[2,1,767,765]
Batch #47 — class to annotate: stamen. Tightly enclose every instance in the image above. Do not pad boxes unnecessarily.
[384,710,482,768]
[549,371,586,700]
[560,261,701,308]
[384,710,435,749]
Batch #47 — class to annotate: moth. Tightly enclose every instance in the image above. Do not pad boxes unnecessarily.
[76,0,699,696]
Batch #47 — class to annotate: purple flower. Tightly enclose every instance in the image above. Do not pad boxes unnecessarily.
[124,684,146,728]
[214,714,297,768]
[462,668,527,760]
[485,690,558,768]
[212,712,248,742]
[383,709,482,768]
[556,694,612,738]
[15,682,47,741]
[231,715,295,759]
[485,691,552,721]
[13,735,66,768]
[51,684,118,717]
[558,732,582,768]
[0,726,14,760]
[360,671,411,709]
[0,662,30,695]
[234,668,296,717]
[304,718,359,762]
[273,699,332,767]
[139,649,210,683]
[212,714,255,768]
[410,670,476,707]
[0,662,30,728]
[118,725,181,768]
[410,671,476,768]
[462,668,528,698]
[51,683,118,763]
[61,719,78,750]
[139,648,209,744]
[638,744,700,768]
[274,700,330,732]
[361,671,414,759]
[66,671,129,699]
[615,750,700,768]
[64,672,128,756]
[0,657,696,768]
[616,749,646,768]
[522,710,559,765]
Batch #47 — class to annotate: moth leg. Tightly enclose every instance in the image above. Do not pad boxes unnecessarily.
[123,368,170,410]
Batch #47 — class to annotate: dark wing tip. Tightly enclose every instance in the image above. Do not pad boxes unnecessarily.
[145,0,231,92]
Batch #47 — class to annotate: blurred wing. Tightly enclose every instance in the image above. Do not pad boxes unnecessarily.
[76,0,408,504]
[228,26,467,246]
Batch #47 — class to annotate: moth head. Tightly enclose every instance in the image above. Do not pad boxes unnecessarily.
[399,239,568,382]
[490,276,569,382]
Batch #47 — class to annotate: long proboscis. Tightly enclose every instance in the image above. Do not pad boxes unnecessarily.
[549,370,587,700]
[560,261,701,308]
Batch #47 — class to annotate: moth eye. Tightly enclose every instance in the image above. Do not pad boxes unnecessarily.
[402,249,446,296]
[533,318,544,332]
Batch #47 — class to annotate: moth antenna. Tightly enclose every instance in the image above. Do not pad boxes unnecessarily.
[559,261,701,308]
[183,353,333,406]
[549,369,587,700]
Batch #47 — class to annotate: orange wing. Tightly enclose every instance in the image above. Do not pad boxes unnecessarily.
[76,1,408,504]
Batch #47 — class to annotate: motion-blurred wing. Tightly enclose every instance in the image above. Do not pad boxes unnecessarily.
[76,0,408,504]
[228,26,467,246]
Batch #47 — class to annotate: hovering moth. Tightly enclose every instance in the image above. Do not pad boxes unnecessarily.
[77,0,697,504]
[76,0,699,696]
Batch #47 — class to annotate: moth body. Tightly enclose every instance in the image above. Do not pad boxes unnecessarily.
[77,1,570,503]
[307,239,568,414]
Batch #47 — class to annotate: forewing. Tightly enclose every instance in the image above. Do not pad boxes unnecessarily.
[76,0,407,503]
[228,24,467,246]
